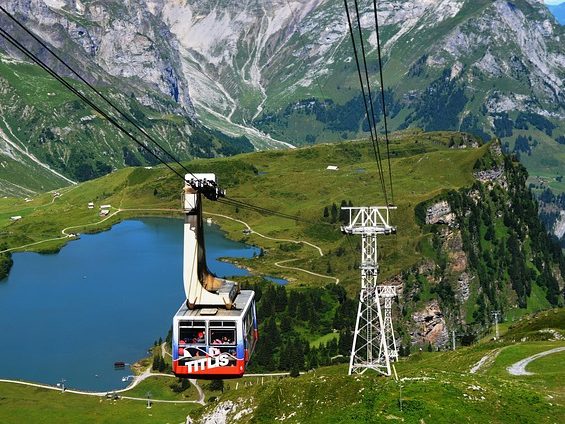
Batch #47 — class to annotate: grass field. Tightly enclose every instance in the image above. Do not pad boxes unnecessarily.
[0,131,482,294]
[0,310,563,423]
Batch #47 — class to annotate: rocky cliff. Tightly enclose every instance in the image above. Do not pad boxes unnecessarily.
[397,141,564,349]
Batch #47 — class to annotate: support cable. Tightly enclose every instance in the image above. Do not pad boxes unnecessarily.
[0,27,188,183]
[372,0,394,203]
[0,17,344,228]
[0,5,198,182]
[0,25,327,226]
[352,0,388,203]
[343,0,388,205]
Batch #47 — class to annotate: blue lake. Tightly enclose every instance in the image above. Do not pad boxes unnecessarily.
[0,218,260,392]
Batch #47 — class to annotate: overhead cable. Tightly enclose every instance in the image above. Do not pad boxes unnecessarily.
[372,0,394,203]
[0,27,188,183]
[352,0,389,204]
[0,5,198,182]
[343,0,389,205]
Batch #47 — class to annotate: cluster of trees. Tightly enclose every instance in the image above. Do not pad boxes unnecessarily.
[460,114,491,142]
[513,135,537,157]
[152,353,170,373]
[493,112,513,138]
[169,378,191,393]
[0,247,13,280]
[403,69,467,132]
[514,112,556,136]
[246,283,356,374]
[256,91,400,140]
[322,200,354,224]
[446,154,564,319]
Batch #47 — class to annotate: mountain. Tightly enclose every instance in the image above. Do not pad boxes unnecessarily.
[0,135,564,423]
[147,0,565,240]
[548,2,565,23]
[1,0,564,243]
[1,132,563,327]
[0,0,259,195]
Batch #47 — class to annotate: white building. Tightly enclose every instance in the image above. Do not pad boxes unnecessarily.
[326,165,339,171]
[10,216,22,221]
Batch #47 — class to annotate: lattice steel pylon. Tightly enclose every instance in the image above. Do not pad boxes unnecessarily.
[378,285,398,362]
[341,206,397,376]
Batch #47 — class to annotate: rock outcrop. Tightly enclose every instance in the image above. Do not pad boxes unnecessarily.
[411,300,449,348]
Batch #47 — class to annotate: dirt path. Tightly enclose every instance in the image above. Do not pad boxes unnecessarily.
[205,212,324,256]
[506,346,565,376]
[205,212,340,284]
[469,348,504,374]
[274,258,339,285]
[0,368,204,404]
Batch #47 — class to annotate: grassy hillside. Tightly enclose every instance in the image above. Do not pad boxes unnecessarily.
[0,55,254,196]
[1,310,562,423]
[0,130,482,292]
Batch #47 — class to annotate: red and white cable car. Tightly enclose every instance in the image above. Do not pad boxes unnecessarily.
[172,174,258,379]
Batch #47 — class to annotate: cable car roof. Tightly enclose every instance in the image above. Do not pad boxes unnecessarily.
[174,290,254,319]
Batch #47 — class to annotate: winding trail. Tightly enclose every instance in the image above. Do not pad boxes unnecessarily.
[3,208,339,286]
[0,367,205,405]
[506,346,565,376]
[205,212,340,284]
[274,258,339,285]
[1,207,180,254]
[470,348,504,374]
[205,212,323,256]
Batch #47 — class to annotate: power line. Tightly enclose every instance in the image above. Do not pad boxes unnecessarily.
[0,12,345,229]
[352,0,388,204]
[219,197,339,227]
[343,0,388,205]
[0,5,198,182]
[0,27,188,183]
[372,0,394,203]
[0,26,325,226]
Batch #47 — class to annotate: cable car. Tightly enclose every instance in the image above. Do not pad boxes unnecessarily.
[172,173,258,379]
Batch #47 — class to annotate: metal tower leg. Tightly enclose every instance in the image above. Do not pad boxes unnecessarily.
[342,206,396,377]
[380,286,398,362]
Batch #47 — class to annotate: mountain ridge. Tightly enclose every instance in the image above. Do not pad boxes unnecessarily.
[548,2,565,24]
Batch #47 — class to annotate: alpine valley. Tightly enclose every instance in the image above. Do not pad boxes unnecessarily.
[1,0,564,244]
[0,2,565,423]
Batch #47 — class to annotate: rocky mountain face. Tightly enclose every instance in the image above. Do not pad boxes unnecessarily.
[0,0,564,245]
[127,0,565,242]
[393,142,564,349]
[3,0,193,113]
[0,0,255,195]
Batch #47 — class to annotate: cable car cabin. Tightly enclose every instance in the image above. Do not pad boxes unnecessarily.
[172,290,258,379]
[172,173,258,379]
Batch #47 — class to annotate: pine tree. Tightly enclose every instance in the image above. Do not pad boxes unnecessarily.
[275,285,288,312]
[330,203,338,223]
[339,200,348,223]
[290,363,300,377]
[158,355,166,372]
[152,355,160,371]
[209,379,224,392]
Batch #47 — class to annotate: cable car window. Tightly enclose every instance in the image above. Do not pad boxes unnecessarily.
[178,320,205,327]
[179,325,206,345]
[209,328,236,345]
[210,321,236,327]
